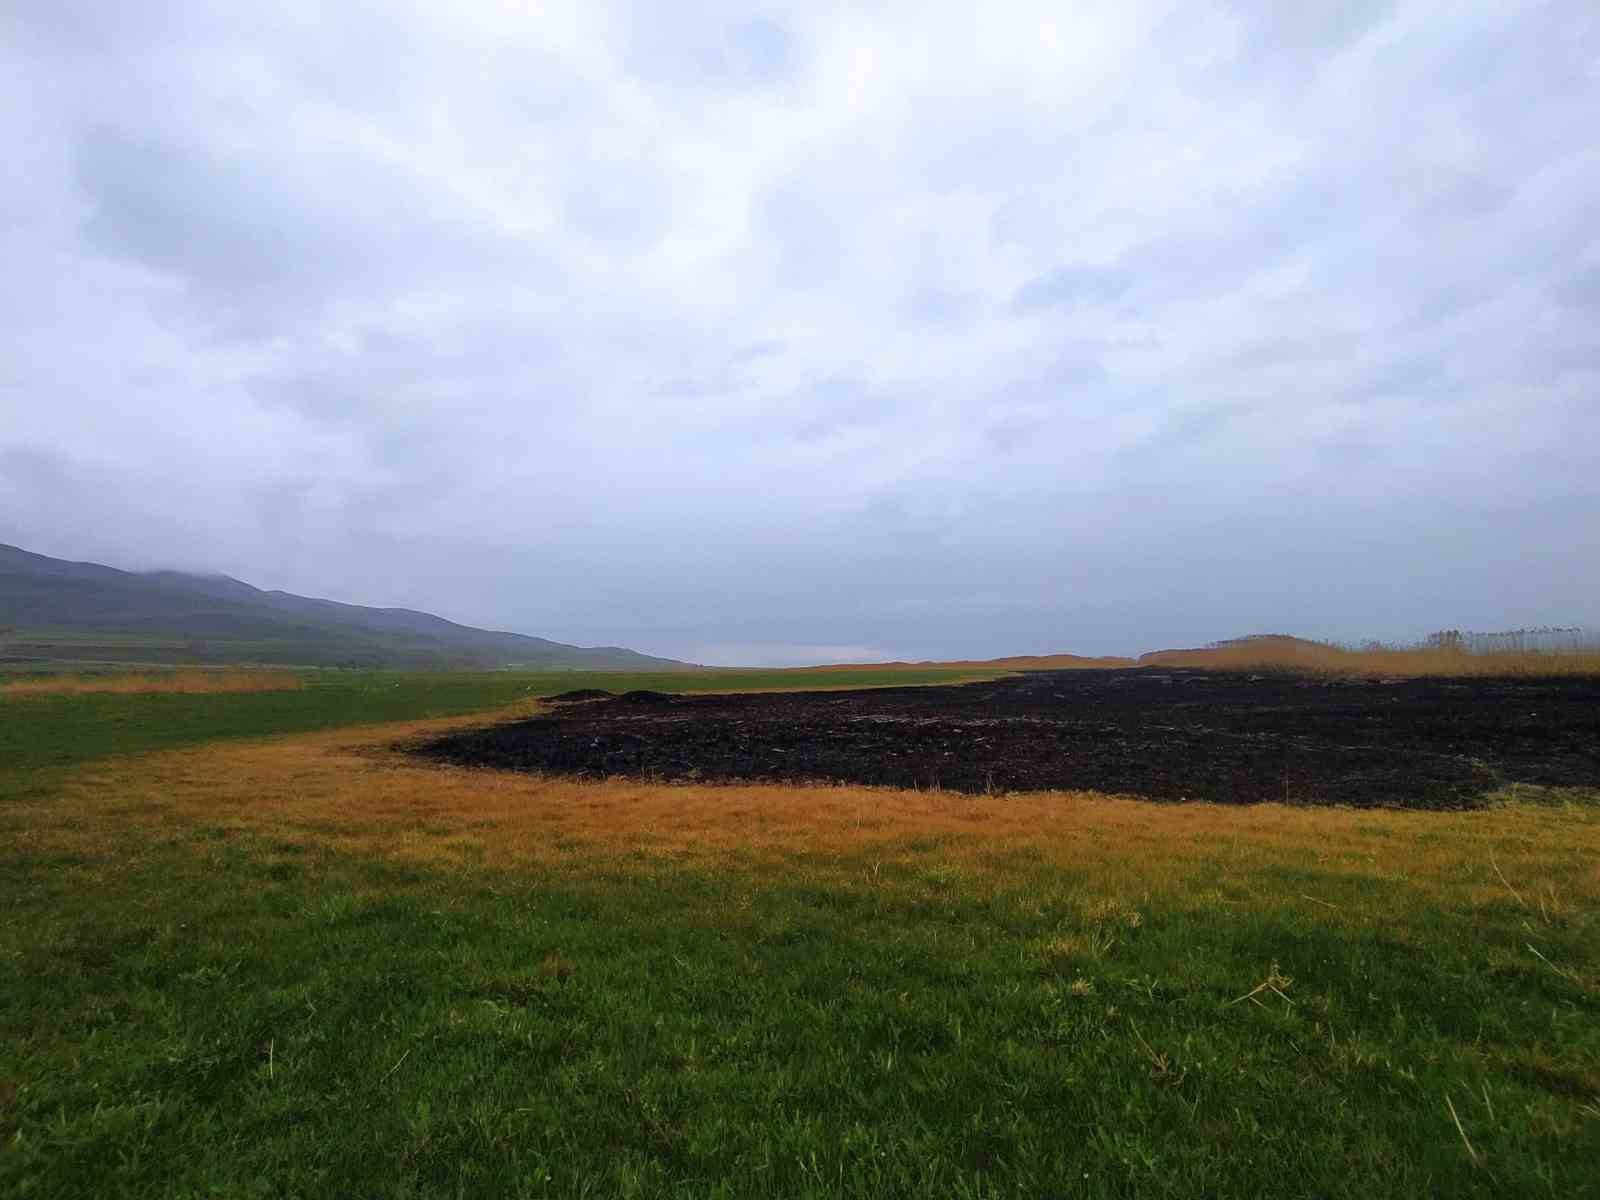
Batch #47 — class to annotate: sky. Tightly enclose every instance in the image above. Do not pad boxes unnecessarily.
[2,1,1597,665]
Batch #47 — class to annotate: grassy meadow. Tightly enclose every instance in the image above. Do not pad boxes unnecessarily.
[0,666,995,791]
[2,670,1598,1197]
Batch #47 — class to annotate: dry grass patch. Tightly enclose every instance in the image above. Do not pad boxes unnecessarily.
[1,669,305,697]
[30,702,1600,917]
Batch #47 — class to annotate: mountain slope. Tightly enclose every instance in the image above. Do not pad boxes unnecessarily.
[0,544,690,670]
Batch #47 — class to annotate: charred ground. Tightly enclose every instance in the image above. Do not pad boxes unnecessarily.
[415,669,1600,809]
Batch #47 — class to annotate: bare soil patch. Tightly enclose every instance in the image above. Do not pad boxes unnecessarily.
[414,669,1600,809]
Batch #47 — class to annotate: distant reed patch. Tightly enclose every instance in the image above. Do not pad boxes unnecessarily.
[1140,634,1600,678]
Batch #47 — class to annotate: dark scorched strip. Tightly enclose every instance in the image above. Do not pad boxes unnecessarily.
[414,669,1600,809]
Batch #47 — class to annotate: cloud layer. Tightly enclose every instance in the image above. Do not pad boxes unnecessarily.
[3,1,1597,663]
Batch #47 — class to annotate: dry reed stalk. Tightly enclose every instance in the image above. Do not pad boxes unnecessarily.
[1490,848,1528,909]
[1445,1093,1482,1167]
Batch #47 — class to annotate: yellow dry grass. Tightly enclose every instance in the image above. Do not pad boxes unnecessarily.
[0,669,305,697]
[1141,639,1600,678]
[31,702,1600,914]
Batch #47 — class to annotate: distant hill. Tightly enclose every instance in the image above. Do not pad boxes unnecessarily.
[0,543,691,671]
[1137,634,1336,670]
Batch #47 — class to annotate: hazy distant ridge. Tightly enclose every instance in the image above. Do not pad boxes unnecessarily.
[0,543,689,670]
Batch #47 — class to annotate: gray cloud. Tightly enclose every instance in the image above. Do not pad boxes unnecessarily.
[74,125,548,339]
[2,0,1597,663]
[1012,267,1128,312]
[625,9,797,89]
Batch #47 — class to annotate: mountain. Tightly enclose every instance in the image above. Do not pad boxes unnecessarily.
[0,543,691,671]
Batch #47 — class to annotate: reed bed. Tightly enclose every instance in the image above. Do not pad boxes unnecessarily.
[1141,637,1600,677]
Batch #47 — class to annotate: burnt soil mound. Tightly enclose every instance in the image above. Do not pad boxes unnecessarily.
[548,688,614,702]
[416,670,1600,809]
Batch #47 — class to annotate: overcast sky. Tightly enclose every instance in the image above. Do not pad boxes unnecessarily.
[3,2,1597,664]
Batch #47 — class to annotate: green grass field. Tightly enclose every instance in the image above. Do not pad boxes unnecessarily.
[2,672,1597,1197]
[0,667,991,787]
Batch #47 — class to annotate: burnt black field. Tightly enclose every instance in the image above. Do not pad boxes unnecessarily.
[415,669,1600,809]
